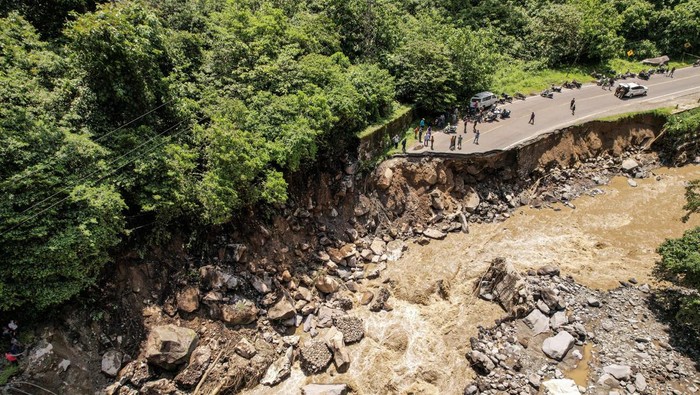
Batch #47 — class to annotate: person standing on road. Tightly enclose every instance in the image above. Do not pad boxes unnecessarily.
[457,134,463,150]
[529,112,535,124]
[571,103,576,116]
[473,129,480,145]
[402,138,407,153]
[670,67,676,78]
[570,98,575,110]
[430,135,435,150]
[420,118,425,131]
[463,118,468,134]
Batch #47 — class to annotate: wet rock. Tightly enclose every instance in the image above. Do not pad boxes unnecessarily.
[268,297,296,321]
[302,383,349,395]
[542,331,575,361]
[234,338,257,359]
[261,347,293,386]
[140,379,178,395]
[423,228,447,240]
[324,327,350,371]
[315,275,340,294]
[221,299,259,325]
[176,286,200,313]
[334,316,364,343]
[174,345,211,388]
[621,158,639,171]
[145,325,198,370]
[477,258,532,317]
[101,350,123,377]
[300,341,332,374]
[467,350,496,374]
[524,309,550,335]
[603,364,631,381]
[536,265,560,276]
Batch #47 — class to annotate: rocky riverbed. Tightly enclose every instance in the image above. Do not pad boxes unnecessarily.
[8,135,700,394]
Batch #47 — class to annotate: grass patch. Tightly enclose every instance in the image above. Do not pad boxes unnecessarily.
[357,103,412,139]
[597,107,673,122]
[492,57,695,97]
[0,364,19,385]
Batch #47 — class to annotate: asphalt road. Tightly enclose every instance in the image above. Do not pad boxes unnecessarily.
[411,66,700,154]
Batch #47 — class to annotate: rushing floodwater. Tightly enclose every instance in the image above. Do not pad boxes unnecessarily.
[246,165,700,395]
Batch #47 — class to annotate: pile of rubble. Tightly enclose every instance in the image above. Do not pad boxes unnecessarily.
[465,259,699,395]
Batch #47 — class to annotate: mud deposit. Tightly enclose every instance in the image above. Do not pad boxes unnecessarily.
[246,165,700,394]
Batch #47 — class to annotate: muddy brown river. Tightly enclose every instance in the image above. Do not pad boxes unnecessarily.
[246,165,700,395]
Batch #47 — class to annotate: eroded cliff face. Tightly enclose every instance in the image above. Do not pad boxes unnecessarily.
[10,114,672,394]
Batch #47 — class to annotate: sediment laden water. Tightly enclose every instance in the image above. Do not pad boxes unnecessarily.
[245,165,700,395]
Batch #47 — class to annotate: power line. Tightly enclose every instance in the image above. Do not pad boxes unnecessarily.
[6,98,176,185]
[1,117,196,236]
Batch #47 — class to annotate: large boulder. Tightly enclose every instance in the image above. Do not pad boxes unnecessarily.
[377,167,393,190]
[423,228,447,240]
[524,309,550,335]
[467,350,495,374]
[221,299,258,325]
[174,345,211,388]
[621,158,639,172]
[145,325,198,370]
[324,327,350,371]
[260,347,293,386]
[302,383,349,395]
[199,265,239,291]
[542,331,575,361]
[541,379,580,395]
[300,341,332,374]
[267,297,296,321]
[477,258,533,317]
[464,187,481,213]
[176,286,200,313]
[603,364,632,381]
[370,238,387,256]
[315,275,340,294]
[101,350,123,377]
[333,316,364,344]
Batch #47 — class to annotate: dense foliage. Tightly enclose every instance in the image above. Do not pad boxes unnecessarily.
[657,226,700,332]
[1,0,699,313]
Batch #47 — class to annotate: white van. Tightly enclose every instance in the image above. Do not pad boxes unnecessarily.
[470,91,498,109]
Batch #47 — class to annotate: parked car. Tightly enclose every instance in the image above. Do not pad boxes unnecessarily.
[470,91,498,109]
[615,83,648,99]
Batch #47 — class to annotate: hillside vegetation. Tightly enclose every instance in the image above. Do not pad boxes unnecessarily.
[1,0,699,313]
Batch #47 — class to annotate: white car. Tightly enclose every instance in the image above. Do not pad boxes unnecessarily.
[616,83,648,98]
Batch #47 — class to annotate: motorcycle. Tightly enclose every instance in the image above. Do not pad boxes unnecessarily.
[501,93,513,103]
[540,89,554,98]
[563,80,582,89]
[499,108,511,119]
[550,85,562,93]
[694,59,700,67]
[485,112,498,122]
[514,92,527,100]
[638,70,650,80]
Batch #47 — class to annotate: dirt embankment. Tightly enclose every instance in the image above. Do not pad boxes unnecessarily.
[7,113,677,394]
